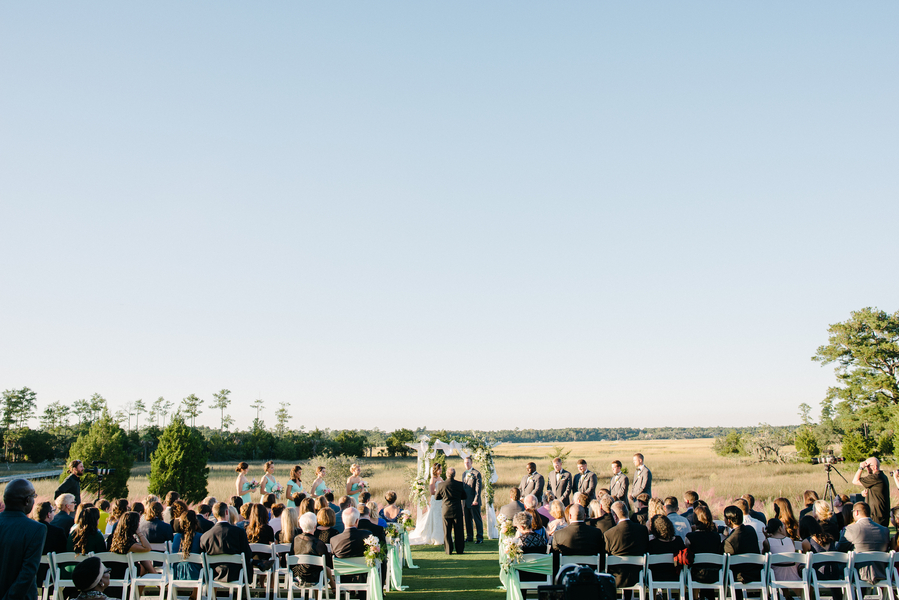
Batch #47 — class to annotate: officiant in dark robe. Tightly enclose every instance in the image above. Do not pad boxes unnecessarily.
[436,467,466,555]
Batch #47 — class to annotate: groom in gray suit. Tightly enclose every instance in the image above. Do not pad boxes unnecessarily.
[461,456,483,544]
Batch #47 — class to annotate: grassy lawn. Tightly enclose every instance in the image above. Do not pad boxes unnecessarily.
[397,539,505,600]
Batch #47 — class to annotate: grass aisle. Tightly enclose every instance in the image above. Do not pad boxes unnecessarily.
[394,539,505,600]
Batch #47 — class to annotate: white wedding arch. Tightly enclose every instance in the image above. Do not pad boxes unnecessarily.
[406,434,500,539]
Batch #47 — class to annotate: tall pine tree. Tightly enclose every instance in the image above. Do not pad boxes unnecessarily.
[148,413,210,503]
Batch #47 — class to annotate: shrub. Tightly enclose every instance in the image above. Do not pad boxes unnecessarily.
[713,431,746,457]
[64,411,134,500]
[148,414,210,504]
[794,427,821,461]
[841,430,877,462]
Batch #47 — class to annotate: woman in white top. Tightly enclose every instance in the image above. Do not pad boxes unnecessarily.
[763,518,801,581]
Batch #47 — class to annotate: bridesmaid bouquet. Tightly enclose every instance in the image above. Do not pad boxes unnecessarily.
[248,480,260,491]
[273,483,284,499]
[363,535,386,567]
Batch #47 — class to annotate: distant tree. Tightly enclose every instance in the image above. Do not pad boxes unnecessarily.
[72,399,92,425]
[210,389,232,431]
[17,429,56,463]
[333,430,368,457]
[842,429,878,462]
[64,411,134,499]
[148,413,210,503]
[2,387,37,461]
[274,402,291,437]
[133,399,146,431]
[386,428,415,457]
[252,397,265,422]
[181,394,203,427]
[40,401,70,433]
[794,427,821,461]
[713,431,746,457]
[88,394,107,421]
[545,445,572,466]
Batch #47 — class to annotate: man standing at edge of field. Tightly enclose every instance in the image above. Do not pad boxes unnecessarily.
[627,453,651,506]
[610,460,629,508]
[548,458,572,506]
[54,460,85,507]
[853,457,890,527]
[461,456,483,544]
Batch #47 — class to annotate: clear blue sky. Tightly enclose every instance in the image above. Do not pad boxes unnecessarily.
[2,2,897,432]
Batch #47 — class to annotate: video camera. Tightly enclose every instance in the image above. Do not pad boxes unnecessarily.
[85,460,116,477]
[811,453,845,465]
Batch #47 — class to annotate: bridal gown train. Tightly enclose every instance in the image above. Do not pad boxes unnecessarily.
[409,494,444,545]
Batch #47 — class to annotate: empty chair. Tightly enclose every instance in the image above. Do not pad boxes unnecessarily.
[808,552,852,600]
[285,555,328,600]
[850,551,894,600]
[767,552,810,600]
[687,553,728,600]
[646,553,685,600]
[205,553,252,600]
[605,555,648,600]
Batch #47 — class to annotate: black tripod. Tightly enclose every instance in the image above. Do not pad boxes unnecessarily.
[822,464,847,503]
[94,474,105,504]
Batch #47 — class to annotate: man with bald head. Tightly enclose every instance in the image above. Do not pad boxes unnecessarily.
[0,479,47,600]
[854,457,890,527]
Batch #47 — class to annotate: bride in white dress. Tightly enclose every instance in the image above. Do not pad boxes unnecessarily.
[409,463,444,545]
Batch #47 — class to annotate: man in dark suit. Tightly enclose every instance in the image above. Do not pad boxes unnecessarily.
[200,502,253,582]
[591,495,616,534]
[573,460,598,503]
[609,460,629,507]
[358,503,386,547]
[742,494,767,524]
[435,467,466,555]
[627,453,652,507]
[681,491,699,527]
[0,479,47,600]
[197,504,215,533]
[499,488,525,521]
[604,501,649,590]
[548,458,573,506]
[326,492,345,534]
[461,456,483,544]
[331,507,372,585]
[552,504,606,570]
[722,505,762,585]
[630,494,649,526]
[837,502,890,583]
[519,462,545,504]
[53,460,84,508]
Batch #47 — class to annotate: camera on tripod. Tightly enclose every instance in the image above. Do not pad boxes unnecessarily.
[85,460,115,477]
[811,452,844,465]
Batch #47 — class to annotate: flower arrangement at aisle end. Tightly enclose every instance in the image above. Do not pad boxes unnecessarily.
[408,471,429,509]
[398,509,415,532]
[496,513,515,538]
[499,537,523,572]
[364,535,386,567]
[385,524,401,545]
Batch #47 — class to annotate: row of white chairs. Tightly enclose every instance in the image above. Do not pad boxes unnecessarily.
[37,547,373,600]
[509,550,899,600]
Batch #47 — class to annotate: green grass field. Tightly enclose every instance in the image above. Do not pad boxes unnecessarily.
[400,539,505,600]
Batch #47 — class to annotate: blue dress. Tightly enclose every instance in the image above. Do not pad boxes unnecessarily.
[314,481,328,496]
[348,482,362,505]
[240,480,253,504]
[171,532,203,580]
[285,480,303,506]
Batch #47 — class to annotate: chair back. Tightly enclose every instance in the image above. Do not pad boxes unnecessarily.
[647,553,675,566]
[92,552,133,589]
[606,554,647,568]
[52,552,92,589]
[165,552,206,581]
[148,542,169,552]
[250,543,275,557]
[560,554,600,570]
[809,551,850,567]
[727,554,767,567]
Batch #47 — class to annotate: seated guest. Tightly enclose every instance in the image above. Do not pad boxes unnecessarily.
[682,491,699,527]
[139,501,174,544]
[552,504,605,569]
[799,490,819,520]
[105,499,129,537]
[538,492,555,523]
[131,502,145,519]
[162,491,180,523]
[200,502,253,582]
[572,492,589,510]
[837,502,889,584]
[33,501,67,584]
[316,508,340,545]
[51,493,76,535]
[292,512,331,586]
[171,511,203,581]
[67,507,107,560]
[734,498,765,548]
[280,507,300,545]
[801,517,835,554]
[247,503,276,569]
[230,496,244,512]
[664,497,691,540]
[630,494,650,526]
[840,502,854,528]
[513,512,549,582]
[197,503,215,533]
[109,511,155,584]
[810,499,840,541]
[742,494,767,524]
[380,491,401,523]
[593,495,616,535]
[723,504,762,584]
[763,518,800,582]
[270,503,285,536]
[523,494,549,533]
[647,498,667,529]
[586,499,603,527]
[772,498,800,541]
[262,494,277,516]
[331,508,369,584]
[298,497,316,516]
[71,556,112,600]
[647,515,686,582]
[237,503,252,528]
[97,499,110,533]
[499,488,525,521]
[546,500,568,538]
[326,492,344,534]
[169,500,189,534]
[604,501,649,589]
[358,502,387,547]
[686,505,723,585]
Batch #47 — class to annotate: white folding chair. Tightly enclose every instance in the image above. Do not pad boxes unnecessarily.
[129,551,168,600]
[51,552,92,600]
[205,553,252,600]
[250,543,277,600]
[333,556,369,600]
[92,552,133,600]
[606,555,648,600]
[687,553,728,600]
[767,552,810,600]
[727,554,769,600]
[851,551,895,600]
[164,552,206,600]
[271,542,292,600]
[560,554,600,571]
[285,555,329,600]
[39,555,54,600]
[808,551,852,600]
[148,542,170,553]
[646,553,685,600]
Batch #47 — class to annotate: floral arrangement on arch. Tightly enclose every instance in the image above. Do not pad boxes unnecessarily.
[470,441,497,506]
[399,509,415,531]
[408,471,429,509]
[499,537,523,572]
[364,535,386,567]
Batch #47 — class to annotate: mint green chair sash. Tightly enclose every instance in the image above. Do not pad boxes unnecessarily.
[402,532,418,568]
[386,542,407,591]
[499,554,553,600]
[333,557,384,600]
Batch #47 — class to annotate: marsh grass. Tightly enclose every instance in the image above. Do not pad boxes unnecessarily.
[21,439,890,520]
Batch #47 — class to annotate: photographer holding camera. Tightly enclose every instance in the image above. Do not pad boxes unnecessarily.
[852,457,889,527]
[53,460,85,507]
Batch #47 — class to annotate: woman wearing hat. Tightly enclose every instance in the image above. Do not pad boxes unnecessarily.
[72,556,111,599]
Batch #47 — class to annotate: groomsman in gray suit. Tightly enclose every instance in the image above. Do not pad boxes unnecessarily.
[628,453,652,505]
[518,462,545,503]
[548,458,572,505]
[461,456,483,544]
[609,460,629,507]
[573,459,598,502]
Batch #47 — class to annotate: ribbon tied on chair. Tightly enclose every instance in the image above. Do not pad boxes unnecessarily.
[498,554,553,600]
[333,557,384,600]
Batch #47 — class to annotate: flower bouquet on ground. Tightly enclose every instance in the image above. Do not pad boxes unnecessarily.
[499,537,523,572]
[385,524,400,545]
[399,509,415,532]
[364,535,386,567]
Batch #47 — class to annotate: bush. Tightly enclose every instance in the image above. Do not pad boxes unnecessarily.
[333,430,369,457]
[842,430,877,462]
[64,412,134,500]
[794,427,821,461]
[148,414,210,504]
[713,432,746,457]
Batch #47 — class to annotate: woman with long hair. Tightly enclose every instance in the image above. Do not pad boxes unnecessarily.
[171,510,203,581]
[109,511,154,575]
[68,507,106,567]
[247,504,275,545]
[285,465,303,508]
[105,499,129,536]
[280,507,299,545]
[772,497,800,540]
[260,461,280,502]
[236,462,253,504]
[312,466,328,497]
[170,500,189,534]
[298,497,316,516]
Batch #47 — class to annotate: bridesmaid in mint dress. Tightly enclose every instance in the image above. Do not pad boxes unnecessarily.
[235,462,254,505]
[312,465,329,497]
[260,461,279,501]
[346,463,366,506]
[285,465,303,507]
